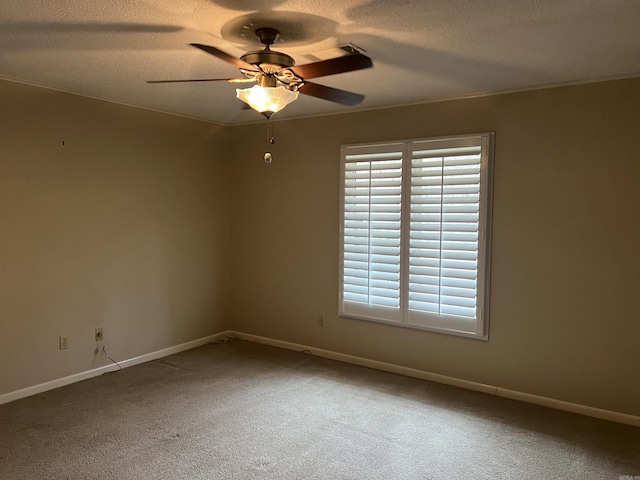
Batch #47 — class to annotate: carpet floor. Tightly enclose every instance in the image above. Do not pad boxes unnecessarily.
[1,338,639,479]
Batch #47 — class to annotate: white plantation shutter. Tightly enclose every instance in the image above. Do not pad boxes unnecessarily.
[340,144,404,322]
[407,139,485,335]
[340,134,493,339]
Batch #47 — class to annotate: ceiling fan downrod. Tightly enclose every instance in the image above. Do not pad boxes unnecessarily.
[240,28,295,70]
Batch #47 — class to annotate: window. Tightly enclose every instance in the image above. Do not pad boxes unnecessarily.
[339,133,493,339]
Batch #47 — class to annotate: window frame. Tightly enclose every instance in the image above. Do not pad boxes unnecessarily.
[338,133,494,340]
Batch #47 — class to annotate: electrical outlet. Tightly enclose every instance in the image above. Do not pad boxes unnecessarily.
[59,336,69,350]
[318,315,324,327]
[95,328,104,342]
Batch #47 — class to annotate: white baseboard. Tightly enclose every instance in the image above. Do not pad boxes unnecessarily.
[3,329,638,427]
[228,331,640,427]
[0,331,233,406]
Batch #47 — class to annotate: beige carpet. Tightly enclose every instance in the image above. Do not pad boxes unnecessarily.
[0,339,638,479]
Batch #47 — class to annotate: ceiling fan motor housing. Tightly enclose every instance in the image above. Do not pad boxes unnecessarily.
[241,50,295,69]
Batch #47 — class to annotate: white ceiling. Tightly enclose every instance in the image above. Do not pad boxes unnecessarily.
[1,0,639,125]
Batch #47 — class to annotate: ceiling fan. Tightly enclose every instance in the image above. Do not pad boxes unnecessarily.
[148,27,373,118]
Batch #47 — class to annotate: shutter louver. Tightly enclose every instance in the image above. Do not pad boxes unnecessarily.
[341,146,403,322]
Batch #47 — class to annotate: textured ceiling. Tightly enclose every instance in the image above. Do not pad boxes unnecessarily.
[1,0,639,125]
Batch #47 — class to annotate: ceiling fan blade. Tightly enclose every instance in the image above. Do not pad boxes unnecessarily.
[298,82,365,106]
[290,53,372,80]
[190,43,258,71]
[147,78,253,84]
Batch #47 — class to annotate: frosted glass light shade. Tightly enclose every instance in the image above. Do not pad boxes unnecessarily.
[236,85,299,118]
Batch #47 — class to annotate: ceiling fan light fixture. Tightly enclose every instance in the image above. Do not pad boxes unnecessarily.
[236,85,299,119]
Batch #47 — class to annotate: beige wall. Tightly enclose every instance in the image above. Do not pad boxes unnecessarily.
[2,76,639,418]
[229,78,640,417]
[0,80,232,394]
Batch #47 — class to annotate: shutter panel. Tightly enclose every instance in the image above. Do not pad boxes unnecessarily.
[408,143,482,322]
[340,145,404,322]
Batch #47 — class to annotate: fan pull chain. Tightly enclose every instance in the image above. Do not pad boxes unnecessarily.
[267,117,275,144]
